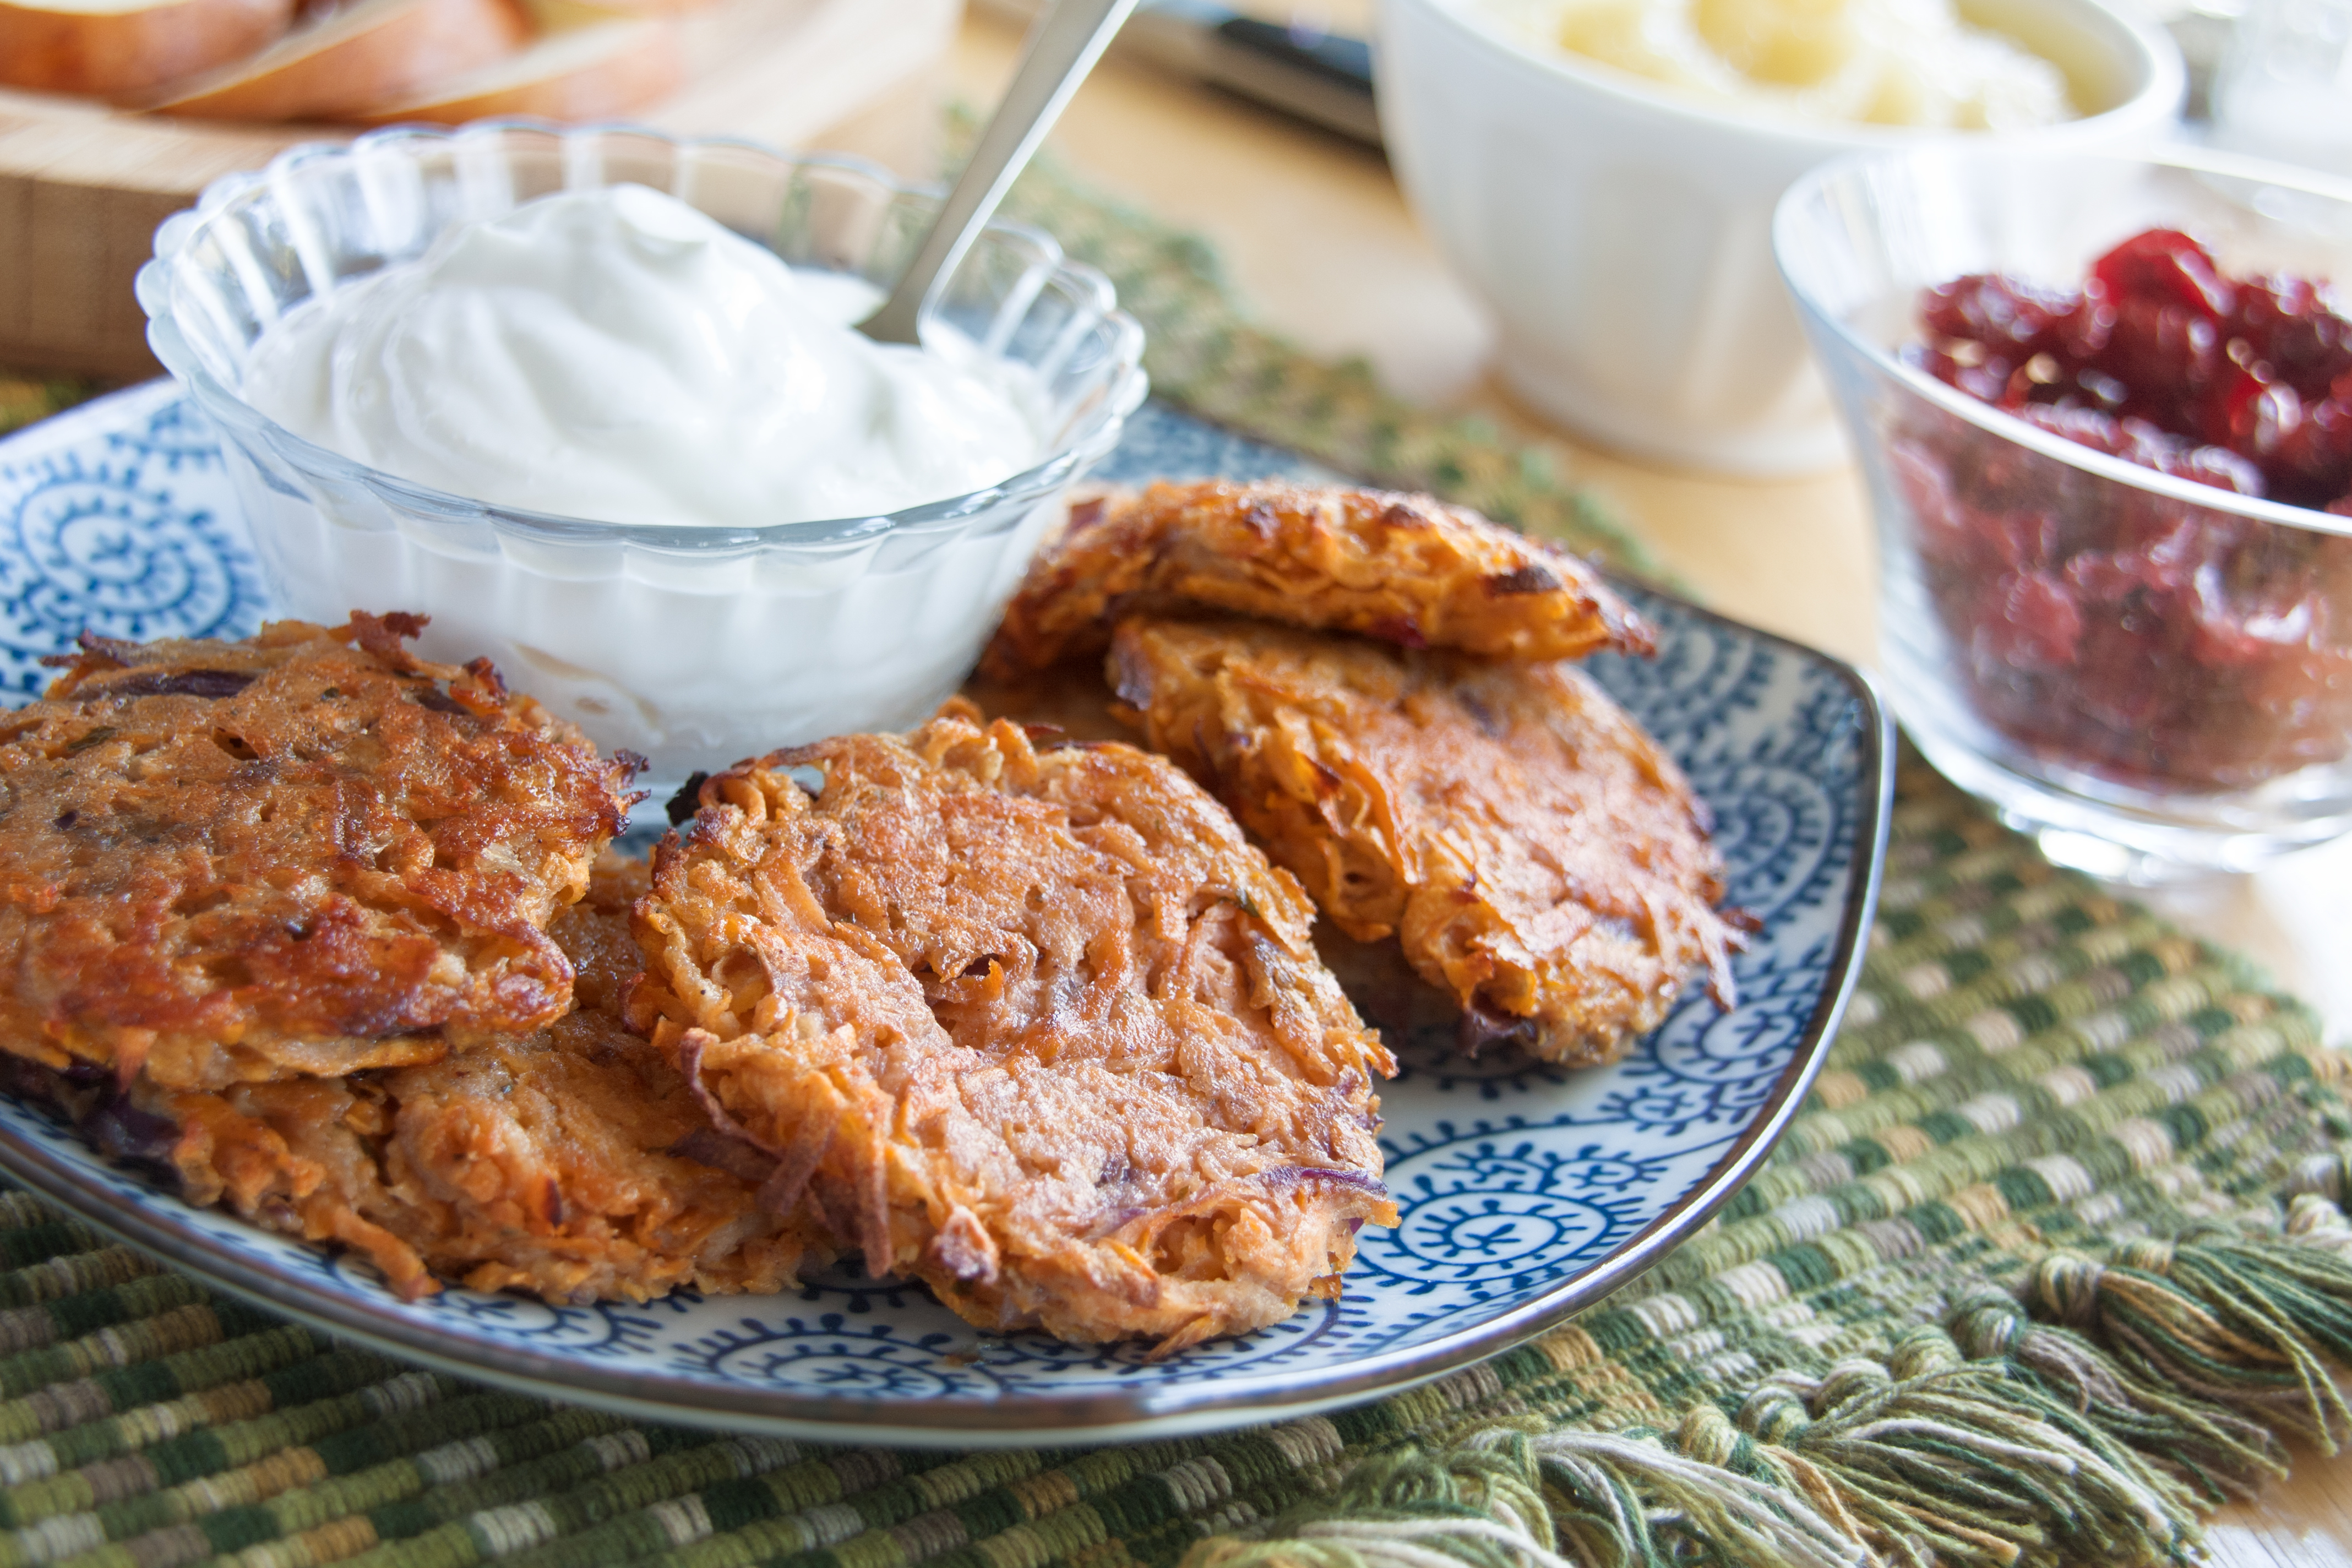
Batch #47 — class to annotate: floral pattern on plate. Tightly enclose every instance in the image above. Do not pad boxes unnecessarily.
[0,385,1891,1443]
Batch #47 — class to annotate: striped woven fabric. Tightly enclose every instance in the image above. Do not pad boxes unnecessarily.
[8,137,2352,1568]
[0,374,104,441]
[0,761,2338,1568]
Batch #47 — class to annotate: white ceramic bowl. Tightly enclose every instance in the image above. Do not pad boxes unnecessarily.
[137,121,1146,793]
[1374,0,2185,476]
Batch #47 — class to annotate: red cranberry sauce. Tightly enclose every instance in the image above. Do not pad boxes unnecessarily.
[1895,229,2352,791]
[1907,228,2352,510]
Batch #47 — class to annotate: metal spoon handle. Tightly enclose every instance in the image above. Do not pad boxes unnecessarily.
[858,0,1140,345]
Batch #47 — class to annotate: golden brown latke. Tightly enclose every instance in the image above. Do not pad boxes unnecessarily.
[0,614,639,1090]
[1108,618,1741,1068]
[628,711,1395,1354]
[959,660,1134,745]
[983,480,1652,678]
[153,856,819,1303]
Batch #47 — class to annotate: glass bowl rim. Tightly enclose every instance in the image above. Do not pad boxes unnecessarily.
[137,118,1149,552]
[1774,139,2352,543]
[1382,0,2183,149]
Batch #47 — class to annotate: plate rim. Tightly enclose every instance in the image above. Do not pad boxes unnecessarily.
[0,580,1895,1447]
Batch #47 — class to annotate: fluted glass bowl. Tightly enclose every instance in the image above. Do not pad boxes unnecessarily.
[1776,144,2352,880]
[137,121,1147,791]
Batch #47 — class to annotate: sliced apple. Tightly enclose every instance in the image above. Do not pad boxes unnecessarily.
[146,0,525,120]
[0,0,294,97]
[345,15,680,123]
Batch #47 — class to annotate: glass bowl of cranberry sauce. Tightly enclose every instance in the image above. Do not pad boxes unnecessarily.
[1775,145,2352,881]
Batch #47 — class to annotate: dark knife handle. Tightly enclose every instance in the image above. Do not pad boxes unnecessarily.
[1212,16,1375,95]
[976,0,1387,146]
[1198,13,1381,144]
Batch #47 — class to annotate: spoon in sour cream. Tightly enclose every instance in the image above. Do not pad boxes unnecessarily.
[858,0,1141,346]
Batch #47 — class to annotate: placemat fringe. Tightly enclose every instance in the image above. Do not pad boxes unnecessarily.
[2024,1217,2352,1452]
[1181,1234,2352,1568]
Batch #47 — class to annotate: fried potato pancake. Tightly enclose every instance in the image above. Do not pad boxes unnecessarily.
[983,480,1653,678]
[959,661,1134,745]
[629,711,1395,1353]
[1109,618,1740,1068]
[0,614,638,1090]
[151,856,818,1303]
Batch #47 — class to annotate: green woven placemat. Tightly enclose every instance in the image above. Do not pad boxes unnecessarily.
[4,138,2352,1568]
[0,373,106,439]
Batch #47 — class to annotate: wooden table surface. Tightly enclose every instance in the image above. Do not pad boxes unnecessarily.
[942,7,2352,1562]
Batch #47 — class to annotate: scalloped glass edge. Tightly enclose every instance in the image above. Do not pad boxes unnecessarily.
[136,118,1150,555]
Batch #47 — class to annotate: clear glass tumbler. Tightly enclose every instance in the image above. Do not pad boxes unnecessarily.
[1777,143,2352,879]
[2211,0,2352,179]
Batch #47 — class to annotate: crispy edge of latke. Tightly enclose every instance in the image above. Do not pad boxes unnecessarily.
[146,851,819,1304]
[627,716,1397,1352]
[1106,616,1741,1067]
[0,613,644,1086]
[981,479,1654,678]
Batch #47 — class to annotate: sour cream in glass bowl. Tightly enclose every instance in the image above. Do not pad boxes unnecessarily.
[137,121,1147,793]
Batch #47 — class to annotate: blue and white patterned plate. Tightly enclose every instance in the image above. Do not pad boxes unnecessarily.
[0,384,1892,1445]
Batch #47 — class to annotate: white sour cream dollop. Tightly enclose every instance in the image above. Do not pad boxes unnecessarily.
[244,184,1050,528]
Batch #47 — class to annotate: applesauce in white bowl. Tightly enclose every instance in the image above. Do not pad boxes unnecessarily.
[137,121,1146,793]
[1374,0,2183,475]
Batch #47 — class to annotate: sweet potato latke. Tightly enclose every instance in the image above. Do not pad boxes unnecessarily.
[140,856,818,1303]
[0,614,639,1090]
[983,479,1653,677]
[1109,618,1741,1068]
[629,711,1395,1354]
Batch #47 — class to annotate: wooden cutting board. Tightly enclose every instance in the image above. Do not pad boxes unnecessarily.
[0,0,961,380]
